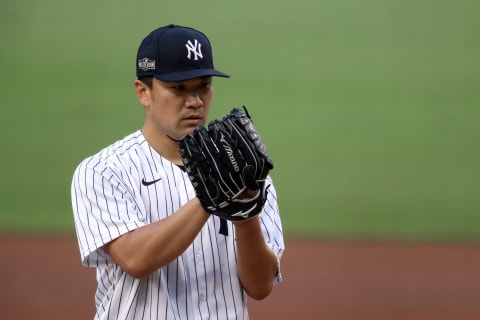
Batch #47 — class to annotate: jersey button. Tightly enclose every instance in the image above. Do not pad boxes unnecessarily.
[195,253,203,261]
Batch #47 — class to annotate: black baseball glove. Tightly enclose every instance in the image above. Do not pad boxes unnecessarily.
[179,107,273,221]
[209,107,273,183]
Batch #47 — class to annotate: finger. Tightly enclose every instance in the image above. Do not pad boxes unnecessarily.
[192,126,219,165]
[208,120,248,179]
[180,134,220,209]
[227,118,260,168]
[179,134,202,166]
[195,125,242,198]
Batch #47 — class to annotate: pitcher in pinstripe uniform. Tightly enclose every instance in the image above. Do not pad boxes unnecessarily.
[71,24,284,320]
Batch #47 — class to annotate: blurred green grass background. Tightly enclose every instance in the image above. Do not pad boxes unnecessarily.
[1,0,479,240]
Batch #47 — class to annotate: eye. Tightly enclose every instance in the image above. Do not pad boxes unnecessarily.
[172,85,185,91]
[199,82,212,90]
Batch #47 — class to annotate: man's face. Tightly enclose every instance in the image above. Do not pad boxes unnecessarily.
[142,76,214,140]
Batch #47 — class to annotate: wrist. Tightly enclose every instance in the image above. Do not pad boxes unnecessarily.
[232,215,260,229]
[192,197,212,219]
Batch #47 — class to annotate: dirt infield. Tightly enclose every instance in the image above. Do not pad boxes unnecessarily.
[1,236,480,320]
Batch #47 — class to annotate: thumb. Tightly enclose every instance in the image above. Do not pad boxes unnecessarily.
[242,165,258,191]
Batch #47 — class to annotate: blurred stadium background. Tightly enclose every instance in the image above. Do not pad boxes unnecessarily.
[1,0,479,241]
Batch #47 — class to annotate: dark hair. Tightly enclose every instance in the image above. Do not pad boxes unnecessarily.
[138,76,153,89]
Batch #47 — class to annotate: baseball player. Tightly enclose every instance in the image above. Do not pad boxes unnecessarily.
[71,24,284,320]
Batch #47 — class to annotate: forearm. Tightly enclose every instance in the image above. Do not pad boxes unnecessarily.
[233,216,278,300]
[103,198,209,279]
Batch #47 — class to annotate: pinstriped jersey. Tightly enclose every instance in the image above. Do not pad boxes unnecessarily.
[71,130,284,320]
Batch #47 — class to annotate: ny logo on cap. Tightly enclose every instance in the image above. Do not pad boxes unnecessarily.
[186,39,203,61]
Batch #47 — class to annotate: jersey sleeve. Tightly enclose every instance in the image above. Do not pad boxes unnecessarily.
[259,176,285,284]
[71,156,146,267]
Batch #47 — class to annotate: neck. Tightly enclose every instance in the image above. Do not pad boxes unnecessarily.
[142,127,184,165]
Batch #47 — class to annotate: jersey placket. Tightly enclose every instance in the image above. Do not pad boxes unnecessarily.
[187,231,211,319]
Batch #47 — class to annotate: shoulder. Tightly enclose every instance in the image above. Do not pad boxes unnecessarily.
[77,131,145,165]
[73,131,147,179]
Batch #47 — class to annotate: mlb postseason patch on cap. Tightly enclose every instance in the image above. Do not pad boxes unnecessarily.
[138,58,155,71]
[136,24,229,81]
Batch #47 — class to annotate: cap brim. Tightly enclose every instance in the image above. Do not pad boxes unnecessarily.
[153,69,230,82]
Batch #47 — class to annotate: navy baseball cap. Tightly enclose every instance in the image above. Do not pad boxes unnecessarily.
[136,24,230,82]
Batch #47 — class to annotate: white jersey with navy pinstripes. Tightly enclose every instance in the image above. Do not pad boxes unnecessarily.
[71,130,284,320]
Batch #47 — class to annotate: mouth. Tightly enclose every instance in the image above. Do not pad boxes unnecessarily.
[183,114,204,125]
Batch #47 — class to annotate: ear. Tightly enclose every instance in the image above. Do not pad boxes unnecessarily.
[134,80,150,107]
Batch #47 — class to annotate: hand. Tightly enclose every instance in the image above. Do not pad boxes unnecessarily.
[179,107,272,221]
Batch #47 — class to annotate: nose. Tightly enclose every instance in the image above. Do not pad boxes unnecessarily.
[186,91,203,108]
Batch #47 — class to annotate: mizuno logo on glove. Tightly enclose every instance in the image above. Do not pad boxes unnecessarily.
[220,133,240,173]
